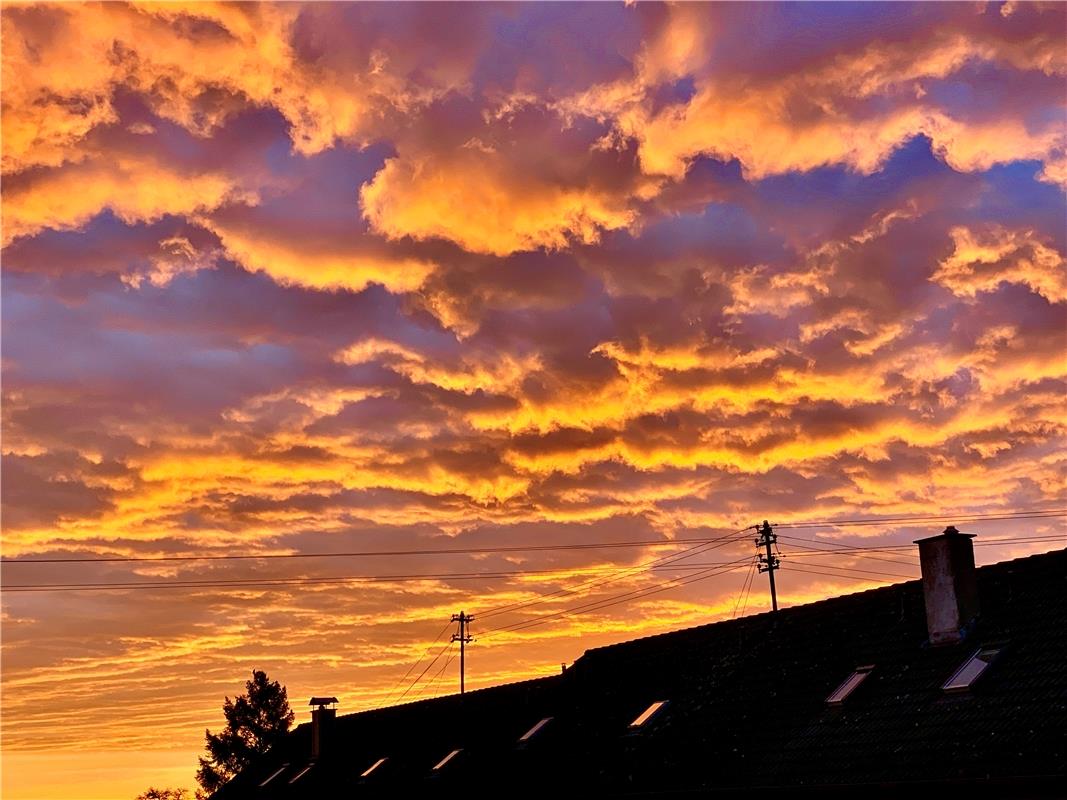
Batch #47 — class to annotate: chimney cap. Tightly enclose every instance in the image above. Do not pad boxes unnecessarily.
[913,526,975,544]
[309,696,338,708]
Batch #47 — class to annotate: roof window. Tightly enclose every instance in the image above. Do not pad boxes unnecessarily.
[519,717,553,742]
[258,764,288,787]
[629,700,668,728]
[943,646,1002,692]
[361,757,387,778]
[826,665,874,705]
[433,749,462,771]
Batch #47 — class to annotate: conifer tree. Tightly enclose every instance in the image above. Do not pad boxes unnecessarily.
[195,670,294,798]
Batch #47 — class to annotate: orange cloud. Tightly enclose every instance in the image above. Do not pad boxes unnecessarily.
[633,90,1064,184]
[116,235,221,289]
[337,338,540,395]
[926,116,1067,188]
[206,219,436,294]
[933,225,1066,303]
[360,151,637,256]
[0,2,456,176]
[2,157,253,246]
[560,11,1065,183]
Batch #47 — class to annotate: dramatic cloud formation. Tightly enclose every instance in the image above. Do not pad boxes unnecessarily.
[2,3,1064,799]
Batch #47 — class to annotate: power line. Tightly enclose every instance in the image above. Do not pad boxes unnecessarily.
[775,535,920,566]
[772,509,1065,530]
[778,532,1065,551]
[469,536,1056,635]
[0,557,752,594]
[658,535,1064,572]
[973,537,1065,547]
[781,558,917,580]
[431,647,459,700]
[0,533,744,565]
[757,549,916,567]
[489,561,755,637]
[5,509,1060,566]
[478,558,754,639]
[482,533,1058,632]
[376,620,453,709]
[417,640,456,702]
[778,535,1065,556]
[4,534,1059,594]
[732,556,758,619]
[707,550,920,576]
[394,640,452,705]
[738,557,757,618]
[783,564,903,585]
[684,534,1065,564]
[474,528,751,619]
[778,534,1063,552]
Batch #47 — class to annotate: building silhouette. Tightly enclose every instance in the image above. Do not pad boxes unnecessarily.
[214,529,1066,798]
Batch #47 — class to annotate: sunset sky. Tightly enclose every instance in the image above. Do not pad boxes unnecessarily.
[1,2,1065,798]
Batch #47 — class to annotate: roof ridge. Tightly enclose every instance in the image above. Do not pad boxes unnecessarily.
[577,547,1065,659]
[325,673,560,725]
[313,548,1065,723]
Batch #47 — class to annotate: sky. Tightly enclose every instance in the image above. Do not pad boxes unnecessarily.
[1,1,1065,798]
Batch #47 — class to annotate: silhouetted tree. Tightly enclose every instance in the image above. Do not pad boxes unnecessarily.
[136,789,188,800]
[195,670,294,798]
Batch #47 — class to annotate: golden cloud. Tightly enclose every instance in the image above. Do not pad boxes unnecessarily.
[360,152,636,256]
[206,220,436,294]
[337,338,540,395]
[0,2,449,176]
[2,157,253,246]
[934,225,1067,303]
[559,15,1066,183]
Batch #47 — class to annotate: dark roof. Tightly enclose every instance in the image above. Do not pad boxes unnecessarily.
[216,548,1067,798]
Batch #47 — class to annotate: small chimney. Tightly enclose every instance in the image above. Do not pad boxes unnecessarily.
[309,697,338,759]
[914,526,979,645]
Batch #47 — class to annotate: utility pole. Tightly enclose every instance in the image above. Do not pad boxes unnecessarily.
[755,520,780,612]
[451,611,473,694]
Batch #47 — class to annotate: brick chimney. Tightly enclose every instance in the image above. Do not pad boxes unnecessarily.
[309,697,337,759]
[914,526,979,645]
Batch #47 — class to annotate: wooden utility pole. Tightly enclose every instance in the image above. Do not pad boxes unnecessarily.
[756,520,780,612]
[451,611,473,694]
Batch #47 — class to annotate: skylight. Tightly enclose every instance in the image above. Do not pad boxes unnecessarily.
[258,764,288,787]
[826,665,874,705]
[519,717,553,742]
[288,764,313,784]
[629,700,668,728]
[943,647,1002,692]
[433,749,462,771]
[361,757,387,778]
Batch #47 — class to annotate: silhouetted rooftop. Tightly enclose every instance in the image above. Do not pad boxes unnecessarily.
[215,547,1066,798]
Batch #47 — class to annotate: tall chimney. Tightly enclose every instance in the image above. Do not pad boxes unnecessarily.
[914,526,979,645]
[309,697,337,760]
